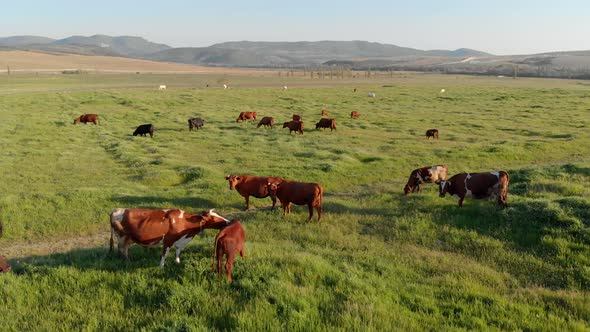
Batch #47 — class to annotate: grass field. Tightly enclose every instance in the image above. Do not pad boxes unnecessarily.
[0,73,589,331]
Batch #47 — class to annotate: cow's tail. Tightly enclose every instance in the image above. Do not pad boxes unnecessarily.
[314,184,324,222]
[0,219,3,238]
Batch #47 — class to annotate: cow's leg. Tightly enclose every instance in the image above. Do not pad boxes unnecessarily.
[282,202,288,216]
[225,253,235,283]
[160,246,171,268]
[244,195,250,211]
[270,195,277,210]
[217,248,224,279]
[316,204,322,223]
[306,203,314,223]
[458,197,464,208]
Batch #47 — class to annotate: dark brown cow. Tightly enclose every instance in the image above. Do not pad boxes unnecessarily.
[321,109,329,116]
[257,116,275,128]
[110,208,230,267]
[404,165,448,195]
[267,180,323,222]
[225,175,283,210]
[426,129,439,139]
[236,112,257,122]
[350,111,360,119]
[212,220,245,283]
[316,118,336,131]
[73,114,98,125]
[439,171,509,208]
[0,221,9,273]
[133,124,154,138]
[283,121,304,134]
[292,114,301,121]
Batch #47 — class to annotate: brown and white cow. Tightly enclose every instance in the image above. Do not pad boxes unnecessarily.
[439,171,509,208]
[267,180,323,223]
[212,220,245,283]
[257,116,275,128]
[283,121,304,134]
[350,111,360,119]
[225,175,283,210]
[404,165,448,195]
[426,129,439,139]
[236,112,257,122]
[73,114,99,125]
[110,208,230,267]
[316,118,336,131]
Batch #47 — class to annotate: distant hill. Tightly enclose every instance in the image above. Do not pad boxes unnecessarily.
[0,36,55,46]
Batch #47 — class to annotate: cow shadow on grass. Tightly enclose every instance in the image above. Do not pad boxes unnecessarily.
[110,195,217,211]
[7,236,218,276]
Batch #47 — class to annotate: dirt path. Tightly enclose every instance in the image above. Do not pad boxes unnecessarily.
[1,207,272,260]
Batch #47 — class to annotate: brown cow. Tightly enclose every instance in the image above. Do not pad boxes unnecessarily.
[350,111,360,119]
[283,121,304,134]
[292,114,301,121]
[73,114,98,125]
[257,116,275,128]
[267,180,323,222]
[316,118,336,131]
[236,112,257,122]
[439,171,509,208]
[110,208,230,267]
[426,129,439,139]
[321,109,329,116]
[404,165,448,195]
[212,220,245,283]
[225,175,283,210]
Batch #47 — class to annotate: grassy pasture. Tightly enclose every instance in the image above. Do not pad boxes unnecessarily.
[0,73,589,331]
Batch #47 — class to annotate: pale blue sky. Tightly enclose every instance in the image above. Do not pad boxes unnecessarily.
[1,0,588,55]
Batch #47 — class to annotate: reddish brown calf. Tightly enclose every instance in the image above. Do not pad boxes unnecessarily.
[350,111,360,119]
[321,109,329,116]
[236,112,257,122]
[283,121,304,134]
[315,118,336,131]
[213,221,245,283]
[0,255,9,273]
[267,180,323,222]
[292,114,301,121]
[257,116,275,128]
[73,114,98,125]
[426,129,439,139]
[225,175,283,210]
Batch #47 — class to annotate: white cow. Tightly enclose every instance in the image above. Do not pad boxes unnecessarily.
[159,85,167,90]
[440,89,446,93]
[368,92,376,97]
[223,84,228,89]
[283,85,288,90]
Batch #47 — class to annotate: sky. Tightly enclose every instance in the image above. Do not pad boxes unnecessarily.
[1,0,589,55]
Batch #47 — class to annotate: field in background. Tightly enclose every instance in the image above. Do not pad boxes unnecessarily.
[0,73,589,330]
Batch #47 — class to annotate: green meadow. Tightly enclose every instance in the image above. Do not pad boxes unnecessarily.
[0,73,589,331]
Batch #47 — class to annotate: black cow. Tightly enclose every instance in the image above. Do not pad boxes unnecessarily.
[133,124,154,138]
[188,118,205,131]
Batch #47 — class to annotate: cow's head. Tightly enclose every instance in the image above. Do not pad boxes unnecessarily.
[266,181,281,197]
[225,175,240,190]
[0,256,11,273]
[403,184,413,195]
[200,209,231,229]
[283,122,289,128]
[438,181,452,197]
[73,116,81,124]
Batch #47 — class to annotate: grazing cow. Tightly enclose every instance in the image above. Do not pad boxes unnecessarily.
[368,92,376,98]
[404,165,448,195]
[213,220,245,283]
[283,86,288,90]
[426,129,439,139]
[225,175,283,210]
[236,112,257,122]
[440,89,446,93]
[159,85,167,90]
[292,114,301,121]
[223,84,228,89]
[110,208,231,267]
[439,171,509,208]
[133,124,154,138]
[283,121,304,135]
[188,118,205,131]
[350,111,360,119]
[0,221,10,273]
[267,180,323,223]
[315,118,336,131]
[73,114,98,125]
[321,109,329,116]
[257,116,275,128]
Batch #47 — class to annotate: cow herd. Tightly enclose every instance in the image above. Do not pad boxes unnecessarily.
[0,90,512,283]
